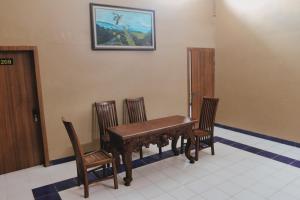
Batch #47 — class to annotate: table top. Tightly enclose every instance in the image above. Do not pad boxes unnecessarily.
[107,115,196,140]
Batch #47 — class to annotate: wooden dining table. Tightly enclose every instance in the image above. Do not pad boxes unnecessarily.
[107,115,197,186]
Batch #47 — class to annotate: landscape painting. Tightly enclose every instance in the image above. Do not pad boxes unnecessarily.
[90,4,156,50]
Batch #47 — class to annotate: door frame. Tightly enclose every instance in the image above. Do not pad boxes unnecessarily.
[187,48,192,117]
[187,47,215,118]
[0,46,49,166]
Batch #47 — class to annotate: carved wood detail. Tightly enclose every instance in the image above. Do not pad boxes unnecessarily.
[108,116,196,186]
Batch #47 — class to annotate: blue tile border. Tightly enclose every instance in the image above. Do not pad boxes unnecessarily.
[245,146,262,154]
[215,136,300,169]
[32,184,57,199]
[257,150,278,159]
[291,161,300,168]
[215,123,300,148]
[32,136,300,200]
[36,192,62,200]
[273,155,295,164]
[32,148,182,199]
[54,178,78,192]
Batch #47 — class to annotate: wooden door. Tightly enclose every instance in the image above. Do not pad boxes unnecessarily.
[188,48,215,121]
[0,50,43,174]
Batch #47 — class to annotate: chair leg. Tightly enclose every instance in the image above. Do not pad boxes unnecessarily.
[111,159,118,189]
[195,136,199,161]
[83,171,89,198]
[211,144,215,155]
[158,146,162,155]
[77,170,81,186]
[211,137,215,155]
[139,147,143,159]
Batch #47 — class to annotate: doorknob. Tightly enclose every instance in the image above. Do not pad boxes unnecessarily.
[32,109,39,123]
[191,92,201,97]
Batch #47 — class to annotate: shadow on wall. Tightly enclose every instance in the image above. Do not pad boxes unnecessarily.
[92,104,100,146]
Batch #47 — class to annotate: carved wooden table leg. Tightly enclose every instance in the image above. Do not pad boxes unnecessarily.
[185,127,195,163]
[171,135,179,155]
[121,148,133,186]
[112,148,121,172]
[180,135,185,154]
[185,138,195,163]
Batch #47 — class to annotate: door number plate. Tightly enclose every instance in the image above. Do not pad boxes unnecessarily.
[0,58,13,65]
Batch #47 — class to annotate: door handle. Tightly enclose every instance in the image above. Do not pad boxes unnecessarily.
[191,92,201,97]
[32,109,39,123]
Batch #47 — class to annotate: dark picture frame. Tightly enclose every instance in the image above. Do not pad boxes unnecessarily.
[90,3,156,51]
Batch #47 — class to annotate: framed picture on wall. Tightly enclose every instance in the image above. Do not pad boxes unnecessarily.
[90,3,156,51]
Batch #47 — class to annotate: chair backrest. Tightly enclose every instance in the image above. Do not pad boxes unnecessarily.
[198,97,219,133]
[95,100,118,137]
[125,97,147,123]
[62,118,85,175]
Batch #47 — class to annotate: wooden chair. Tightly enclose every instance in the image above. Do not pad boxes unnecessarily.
[62,118,118,198]
[94,101,118,153]
[125,97,163,158]
[193,97,219,161]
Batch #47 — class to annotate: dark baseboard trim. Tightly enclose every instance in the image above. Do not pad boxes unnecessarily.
[215,123,300,148]
[50,156,75,166]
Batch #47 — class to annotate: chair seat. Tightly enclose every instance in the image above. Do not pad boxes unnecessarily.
[101,134,110,142]
[193,129,211,137]
[83,151,111,168]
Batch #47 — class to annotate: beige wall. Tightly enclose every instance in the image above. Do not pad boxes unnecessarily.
[0,0,215,160]
[216,0,300,142]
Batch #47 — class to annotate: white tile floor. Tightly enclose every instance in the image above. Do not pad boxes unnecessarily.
[1,127,300,200]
